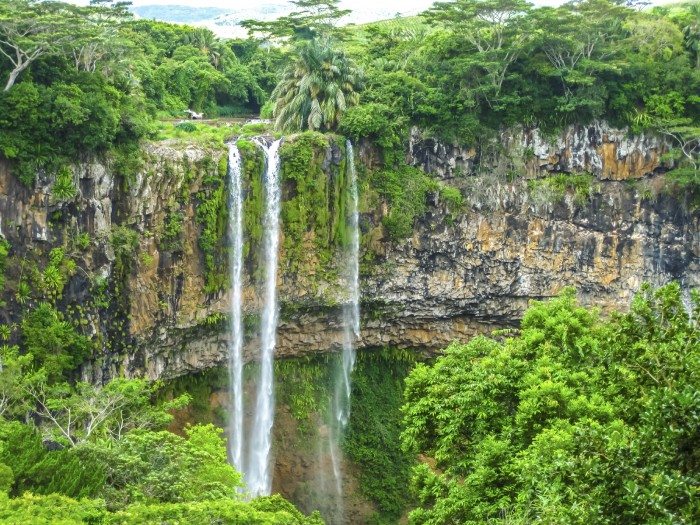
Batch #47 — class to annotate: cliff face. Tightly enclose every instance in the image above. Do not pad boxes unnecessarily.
[0,122,697,381]
[409,121,670,181]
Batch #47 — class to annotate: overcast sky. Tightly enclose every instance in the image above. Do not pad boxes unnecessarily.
[65,0,674,10]
[63,0,584,9]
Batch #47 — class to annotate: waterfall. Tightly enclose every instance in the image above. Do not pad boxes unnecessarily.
[339,139,361,422]
[226,142,245,475]
[325,139,362,522]
[247,138,283,497]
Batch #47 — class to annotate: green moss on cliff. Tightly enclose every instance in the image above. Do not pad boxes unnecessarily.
[0,238,10,302]
[161,368,229,428]
[371,165,437,240]
[280,132,354,277]
[237,138,265,275]
[194,153,229,294]
[159,209,184,253]
[275,356,332,437]
[280,132,329,272]
[343,349,417,523]
[528,173,597,206]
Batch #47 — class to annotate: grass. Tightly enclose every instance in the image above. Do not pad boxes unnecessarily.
[153,121,237,146]
[528,173,597,207]
[152,119,275,146]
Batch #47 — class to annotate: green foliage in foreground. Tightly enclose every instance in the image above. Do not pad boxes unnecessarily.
[0,493,324,524]
[402,283,700,524]
[0,418,322,523]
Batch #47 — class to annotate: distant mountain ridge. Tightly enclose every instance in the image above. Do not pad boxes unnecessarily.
[131,5,231,24]
[130,3,424,36]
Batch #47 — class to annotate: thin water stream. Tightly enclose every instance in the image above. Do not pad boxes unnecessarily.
[247,138,283,497]
[325,140,362,522]
[226,142,245,474]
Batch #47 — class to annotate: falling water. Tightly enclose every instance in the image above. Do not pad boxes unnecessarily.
[247,138,283,497]
[226,142,245,475]
[340,139,361,420]
[325,140,362,522]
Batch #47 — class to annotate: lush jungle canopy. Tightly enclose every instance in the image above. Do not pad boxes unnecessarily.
[1,0,698,183]
[0,0,699,523]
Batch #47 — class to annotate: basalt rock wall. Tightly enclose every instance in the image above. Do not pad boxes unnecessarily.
[0,122,697,381]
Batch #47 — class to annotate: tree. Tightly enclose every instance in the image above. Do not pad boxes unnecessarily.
[655,117,700,205]
[71,1,133,74]
[0,345,31,418]
[242,0,350,42]
[0,0,76,91]
[272,39,362,132]
[21,303,91,381]
[527,0,629,121]
[683,3,700,69]
[100,424,241,504]
[26,378,190,446]
[424,0,532,105]
[401,284,700,524]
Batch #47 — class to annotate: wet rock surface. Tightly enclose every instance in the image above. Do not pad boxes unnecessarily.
[0,125,697,381]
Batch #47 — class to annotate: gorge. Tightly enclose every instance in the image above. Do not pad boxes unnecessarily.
[0,120,697,523]
[1,0,699,523]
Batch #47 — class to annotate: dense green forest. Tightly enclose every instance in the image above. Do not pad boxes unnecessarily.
[1,0,699,183]
[0,0,699,523]
[402,283,699,524]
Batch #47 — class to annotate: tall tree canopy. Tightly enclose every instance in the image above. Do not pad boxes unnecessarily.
[401,283,700,524]
[242,0,350,42]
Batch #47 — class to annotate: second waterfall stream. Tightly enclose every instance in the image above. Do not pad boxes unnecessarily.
[226,142,245,477]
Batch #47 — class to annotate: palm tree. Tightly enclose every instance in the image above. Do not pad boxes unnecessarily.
[271,39,363,132]
[684,3,700,69]
[184,28,225,69]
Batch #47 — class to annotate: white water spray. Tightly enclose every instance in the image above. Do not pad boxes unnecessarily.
[325,140,362,522]
[226,142,245,474]
[247,138,283,497]
[337,139,361,425]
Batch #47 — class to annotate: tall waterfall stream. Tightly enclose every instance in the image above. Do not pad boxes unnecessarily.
[226,138,360,521]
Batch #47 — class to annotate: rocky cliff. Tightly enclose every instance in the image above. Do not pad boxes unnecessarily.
[0,122,697,381]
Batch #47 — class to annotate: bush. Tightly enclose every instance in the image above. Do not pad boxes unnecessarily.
[110,226,140,277]
[174,121,198,133]
[21,303,91,379]
[371,165,438,240]
[51,166,78,202]
[528,173,596,206]
[159,210,184,252]
[0,464,13,495]
[438,185,463,212]
[402,283,700,524]
[340,103,404,164]
[0,238,9,294]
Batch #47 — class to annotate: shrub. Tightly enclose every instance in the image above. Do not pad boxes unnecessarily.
[175,121,198,133]
[159,210,184,252]
[371,165,438,240]
[51,166,78,202]
[528,173,596,207]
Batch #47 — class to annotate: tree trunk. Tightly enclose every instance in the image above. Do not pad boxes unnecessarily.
[4,67,22,92]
